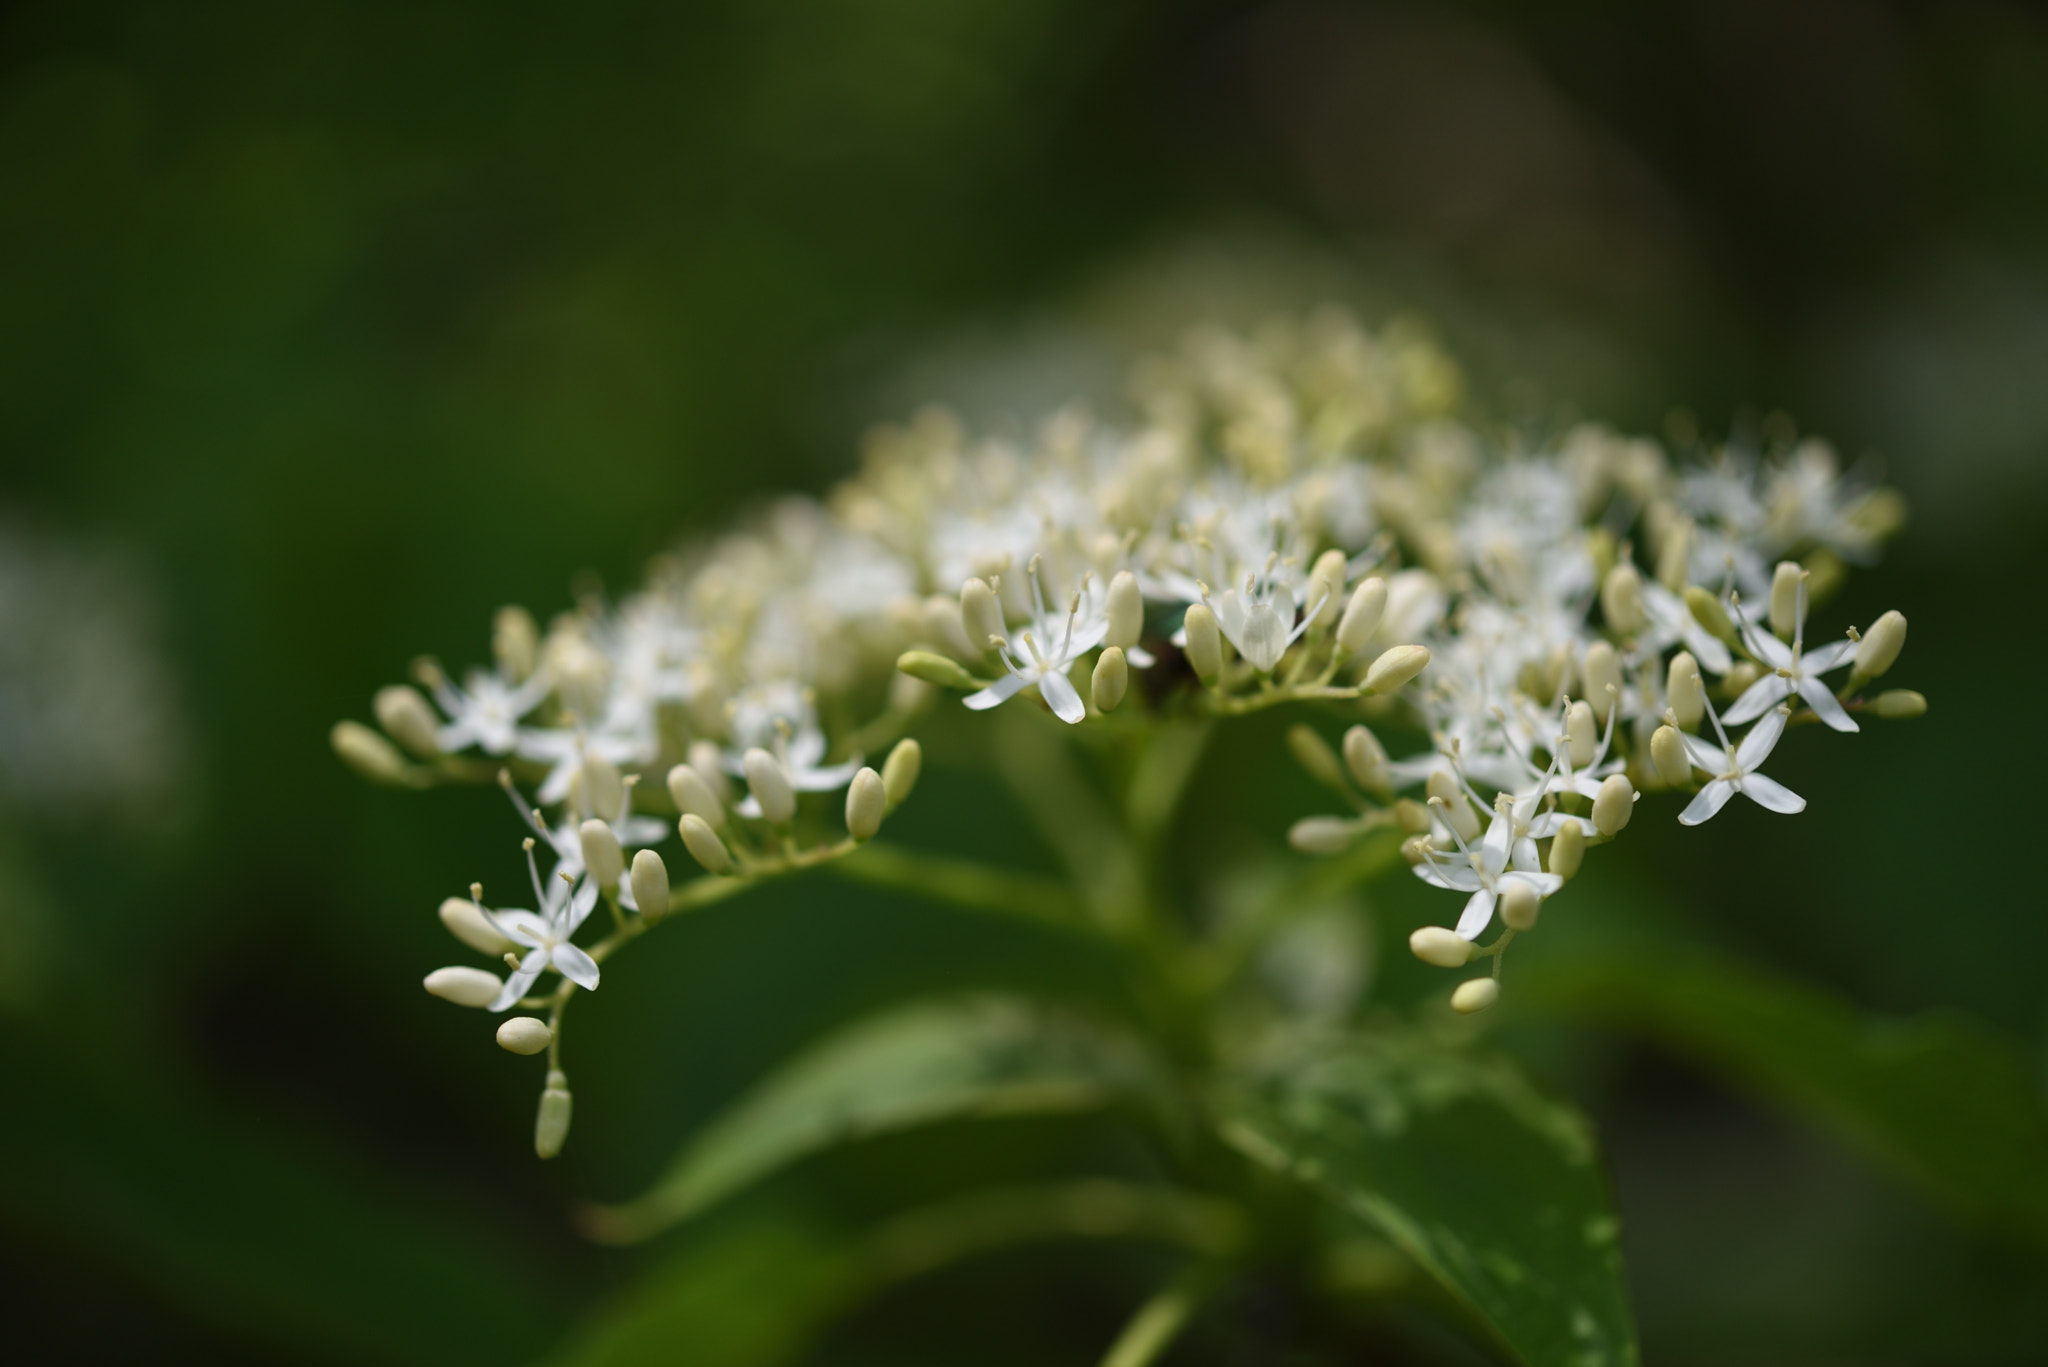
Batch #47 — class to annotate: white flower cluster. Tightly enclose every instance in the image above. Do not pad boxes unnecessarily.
[338,309,1924,1151]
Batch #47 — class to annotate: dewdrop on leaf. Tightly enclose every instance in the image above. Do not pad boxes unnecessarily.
[374,685,442,758]
[846,766,886,841]
[1875,689,1926,719]
[882,738,922,807]
[1499,878,1540,931]
[1092,646,1128,712]
[1667,651,1706,729]
[667,763,726,829]
[535,1070,573,1159]
[579,820,624,886]
[1565,700,1598,769]
[1651,725,1691,787]
[1342,724,1391,795]
[332,721,411,786]
[425,966,503,1008]
[1549,822,1585,879]
[743,748,796,823]
[629,848,669,917]
[1105,571,1143,650]
[680,814,734,874]
[1335,577,1387,655]
[1450,978,1500,1014]
[1593,774,1635,836]
[497,1017,552,1056]
[1183,603,1223,683]
[1409,926,1473,968]
[960,577,1004,651]
[440,896,513,956]
[1287,724,1348,793]
[1288,816,1358,855]
[1855,610,1907,678]
[1364,644,1429,694]
[1769,562,1803,638]
[1601,562,1646,636]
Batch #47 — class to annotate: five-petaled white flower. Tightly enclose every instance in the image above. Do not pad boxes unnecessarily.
[1723,577,1858,732]
[430,668,552,755]
[1678,702,1804,825]
[1417,793,1565,939]
[964,560,1108,725]
[483,842,602,1011]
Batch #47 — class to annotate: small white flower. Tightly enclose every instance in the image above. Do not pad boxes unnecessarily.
[1678,703,1804,825]
[1415,793,1564,940]
[723,681,865,813]
[482,843,602,1011]
[430,668,552,755]
[963,559,1109,725]
[1722,575,1858,732]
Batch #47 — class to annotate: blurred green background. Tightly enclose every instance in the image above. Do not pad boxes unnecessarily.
[3,1,2045,1362]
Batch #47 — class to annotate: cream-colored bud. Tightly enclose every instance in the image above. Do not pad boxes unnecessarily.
[374,685,442,758]
[332,720,411,786]
[1565,700,1598,769]
[896,650,981,691]
[1651,725,1691,787]
[1593,774,1636,836]
[1656,517,1693,591]
[1855,610,1906,679]
[1582,642,1622,721]
[1105,571,1144,649]
[960,577,1004,651]
[580,755,624,823]
[1426,770,1481,842]
[1722,661,1763,698]
[1305,549,1348,628]
[1091,646,1128,712]
[1549,822,1585,880]
[497,1017,552,1056]
[439,896,513,955]
[630,848,669,916]
[846,767,886,841]
[1183,603,1223,684]
[1364,644,1430,695]
[688,740,732,805]
[424,966,502,1008]
[1874,689,1926,719]
[1393,798,1432,834]
[1342,725,1390,795]
[1768,561,1802,638]
[680,813,734,874]
[1684,586,1738,645]
[493,605,540,680]
[1288,816,1358,855]
[1450,978,1500,1015]
[1499,879,1540,932]
[667,763,726,829]
[1666,651,1705,729]
[882,738,922,807]
[1409,926,1473,968]
[578,820,624,886]
[1600,563,1646,636]
[1287,724,1348,793]
[742,748,796,823]
[535,1070,573,1159]
[1335,577,1387,655]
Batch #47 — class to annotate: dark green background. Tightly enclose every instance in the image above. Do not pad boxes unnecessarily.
[4,1,2044,1362]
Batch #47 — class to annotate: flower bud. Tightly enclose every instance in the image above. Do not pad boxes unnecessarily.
[1650,725,1691,788]
[680,813,734,874]
[1874,688,1926,719]
[1565,700,1598,769]
[579,755,624,823]
[1592,774,1636,836]
[1600,563,1646,636]
[1183,603,1223,684]
[1426,770,1481,843]
[667,763,726,829]
[1393,798,1432,834]
[1666,651,1705,730]
[1342,724,1390,795]
[1335,577,1387,655]
[684,740,730,804]
[846,766,886,841]
[1656,517,1693,591]
[1288,816,1358,855]
[896,650,982,691]
[1855,610,1906,679]
[1091,646,1128,712]
[1582,641,1622,721]
[1364,644,1430,695]
[882,738,922,807]
[960,577,1005,652]
[1721,661,1763,699]
[497,1016,552,1056]
[743,748,796,823]
[332,720,411,786]
[578,820,624,886]
[439,896,513,956]
[1548,822,1585,880]
[630,848,670,916]
[1684,586,1738,645]
[1305,549,1348,628]
[493,605,540,680]
[1450,978,1500,1014]
[1499,879,1540,932]
[1287,724,1348,793]
[374,685,442,758]
[1409,926,1473,968]
[1768,561,1802,638]
[424,966,502,1008]
[1105,571,1144,650]
[535,1070,573,1160]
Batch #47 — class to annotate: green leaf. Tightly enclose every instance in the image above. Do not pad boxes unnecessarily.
[586,994,1152,1242]
[1213,1032,1638,1367]
[1521,949,2048,1246]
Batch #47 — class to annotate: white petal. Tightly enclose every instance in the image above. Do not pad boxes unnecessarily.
[1511,836,1541,872]
[1745,626,1794,671]
[487,952,547,1011]
[1681,734,1726,772]
[1415,861,1483,892]
[1684,621,1732,676]
[562,878,601,937]
[734,794,762,819]
[1480,813,1513,876]
[1721,673,1792,725]
[1678,779,1738,826]
[962,672,1032,711]
[1734,706,1790,770]
[1797,676,1859,733]
[1802,637,1857,673]
[1236,601,1293,672]
[1036,667,1087,724]
[1502,871,1563,899]
[1455,887,1497,940]
[551,941,602,991]
[491,910,550,948]
[790,756,867,791]
[1738,772,1806,814]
